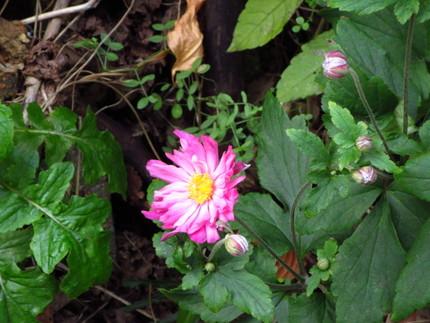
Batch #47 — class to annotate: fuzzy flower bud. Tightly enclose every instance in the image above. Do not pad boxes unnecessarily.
[205,262,216,272]
[351,166,377,185]
[317,258,330,271]
[323,50,349,79]
[225,234,249,256]
[355,135,373,152]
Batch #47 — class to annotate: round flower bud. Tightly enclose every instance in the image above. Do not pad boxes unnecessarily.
[322,50,349,79]
[205,262,216,272]
[355,135,372,152]
[225,234,249,257]
[351,166,377,185]
[317,258,330,271]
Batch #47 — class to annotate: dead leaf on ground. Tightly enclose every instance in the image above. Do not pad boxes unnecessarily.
[167,0,206,79]
[276,250,300,281]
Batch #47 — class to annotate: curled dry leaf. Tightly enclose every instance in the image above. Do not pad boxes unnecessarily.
[276,250,300,281]
[167,0,206,79]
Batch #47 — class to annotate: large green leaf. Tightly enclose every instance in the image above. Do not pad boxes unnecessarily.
[0,264,57,323]
[228,0,301,51]
[332,200,406,323]
[276,30,335,103]
[0,162,74,233]
[328,0,396,15]
[199,268,274,322]
[0,229,33,267]
[256,93,310,209]
[30,195,112,298]
[297,182,382,234]
[419,120,430,148]
[287,293,335,323]
[386,188,430,250]
[0,105,13,161]
[77,108,127,198]
[391,216,430,320]
[395,152,430,201]
[334,9,430,118]
[235,193,291,256]
[162,288,244,323]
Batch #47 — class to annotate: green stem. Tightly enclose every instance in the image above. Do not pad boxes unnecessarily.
[290,182,312,277]
[349,68,391,157]
[235,216,305,283]
[206,237,227,262]
[403,14,417,135]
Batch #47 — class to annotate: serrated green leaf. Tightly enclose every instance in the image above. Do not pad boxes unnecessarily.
[391,216,430,321]
[0,229,33,267]
[276,30,335,103]
[417,0,430,22]
[287,293,336,323]
[297,182,382,234]
[200,268,274,322]
[286,129,330,169]
[328,0,396,15]
[387,188,430,250]
[394,0,419,24]
[235,193,291,256]
[337,147,361,169]
[387,134,423,156]
[0,162,74,233]
[419,120,430,148]
[334,11,430,118]
[364,150,401,173]
[162,288,244,323]
[332,200,406,323]
[0,264,57,323]
[228,0,301,51]
[245,245,277,283]
[77,108,127,198]
[0,105,13,161]
[303,175,350,218]
[394,153,430,201]
[257,93,310,208]
[329,102,366,146]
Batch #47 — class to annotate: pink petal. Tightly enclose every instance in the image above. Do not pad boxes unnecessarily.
[146,160,189,183]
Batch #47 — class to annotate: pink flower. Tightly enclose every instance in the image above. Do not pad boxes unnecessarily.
[322,50,349,79]
[142,130,249,244]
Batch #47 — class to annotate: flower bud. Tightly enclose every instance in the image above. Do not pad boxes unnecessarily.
[323,50,349,79]
[351,166,377,185]
[317,258,330,271]
[225,234,249,256]
[205,262,216,272]
[355,135,372,152]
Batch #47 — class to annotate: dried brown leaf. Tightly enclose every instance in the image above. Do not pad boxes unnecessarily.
[276,250,300,281]
[167,0,206,79]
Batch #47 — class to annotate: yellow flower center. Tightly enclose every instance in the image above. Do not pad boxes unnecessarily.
[188,172,214,204]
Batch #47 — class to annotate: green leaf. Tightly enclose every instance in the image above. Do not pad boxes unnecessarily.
[162,288,243,323]
[334,10,430,118]
[329,101,367,147]
[332,200,406,323]
[386,188,430,250]
[228,0,301,51]
[364,150,401,174]
[287,293,336,323]
[387,134,423,156]
[77,108,127,198]
[395,153,430,201]
[245,245,277,283]
[417,0,430,22]
[303,175,350,218]
[394,0,419,24]
[391,216,430,321]
[327,0,396,15]
[256,93,310,208]
[199,268,274,322]
[122,79,140,87]
[0,162,74,233]
[0,264,57,323]
[235,193,291,256]
[297,182,382,234]
[276,30,335,103]
[286,129,330,169]
[0,229,33,267]
[0,105,13,161]
[419,120,430,148]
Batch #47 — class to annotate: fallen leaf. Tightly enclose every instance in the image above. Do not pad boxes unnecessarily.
[167,0,206,79]
[276,250,300,281]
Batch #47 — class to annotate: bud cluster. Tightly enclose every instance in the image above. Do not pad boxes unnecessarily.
[351,166,377,185]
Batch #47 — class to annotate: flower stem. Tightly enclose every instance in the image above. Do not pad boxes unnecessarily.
[349,68,391,157]
[235,216,305,283]
[290,181,312,277]
[403,14,417,135]
[206,238,226,262]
